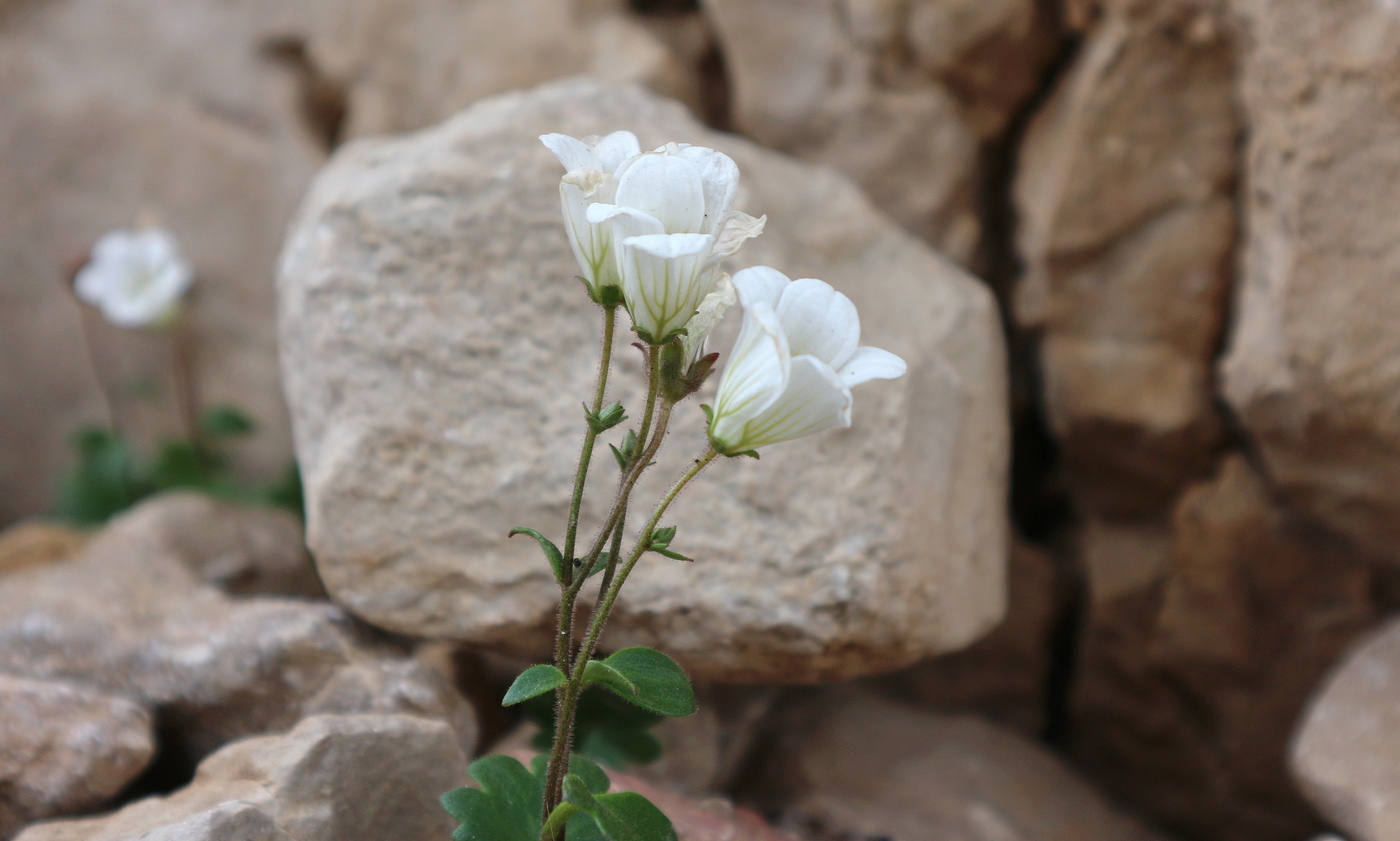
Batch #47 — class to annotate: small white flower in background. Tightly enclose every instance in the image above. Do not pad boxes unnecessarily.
[586,141,764,343]
[707,267,907,454]
[540,131,642,296]
[74,228,194,329]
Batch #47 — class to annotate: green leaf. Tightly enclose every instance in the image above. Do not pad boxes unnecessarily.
[440,754,542,841]
[609,444,627,471]
[582,660,637,699]
[55,427,150,525]
[647,526,676,549]
[509,528,567,584]
[523,689,663,769]
[199,405,256,438]
[652,548,693,562]
[573,791,677,841]
[503,664,567,706]
[598,648,696,717]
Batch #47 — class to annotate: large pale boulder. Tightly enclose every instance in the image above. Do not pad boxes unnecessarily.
[1220,0,1400,559]
[278,79,1010,683]
[0,496,477,765]
[15,714,467,841]
[748,687,1169,841]
[0,0,700,526]
[1292,617,1400,841]
[1014,0,1239,517]
[700,0,1062,261]
[1070,456,1376,841]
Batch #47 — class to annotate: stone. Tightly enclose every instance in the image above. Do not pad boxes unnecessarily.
[0,0,706,527]
[0,674,155,838]
[747,687,1169,841]
[1292,617,1400,841]
[1014,0,1239,517]
[0,521,86,577]
[1070,456,1376,841]
[636,685,782,795]
[870,540,1059,735]
[1219,0,1400,561]
[701,0,1062,261]
[0,499,477,766]
[15,714,467,841]
[277,78,1010,683]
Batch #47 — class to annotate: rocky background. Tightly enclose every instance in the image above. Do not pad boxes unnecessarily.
[3,1,1399,841]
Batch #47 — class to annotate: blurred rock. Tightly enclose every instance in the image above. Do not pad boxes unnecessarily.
[278,78,1010,683]
[0,521,86,577]
[0,498,476,765]
[749,687,1168,841]
[15,714,466,841]
[0,0,706,527]
[1015,0,1239,518]
[1220,0,1400,562]
[606,768,799,841]
[1292,617,1400,841]
[1070,456,1375,841]
[702,0,1063,261]
[871,539,1060,734]
[640,685,782,795]
[0,674,155,839]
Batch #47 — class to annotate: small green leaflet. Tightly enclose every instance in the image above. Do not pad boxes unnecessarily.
[587,648,696,718]
[503,664,567,706]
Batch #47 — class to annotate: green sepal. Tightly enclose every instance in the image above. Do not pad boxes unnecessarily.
[596,648,696,717]
[585,402,627,435]
[509,528,567,584]
[502,664,567,705]
[645,527,691,561]
[731,450,760,460]
[699,404,714,425]
[609,444,627,471]
[582,659,638,699]
[596,283,624,309]
[440,754,541,841]
[610,430,639,471]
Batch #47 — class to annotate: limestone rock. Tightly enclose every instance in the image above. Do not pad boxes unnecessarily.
[701,0,1062,260]
[0,521,86,577]
[1015,0,1239,517]
[748,687,1169,841]
[15,714,467,841]
[0,0,702,526]
[0,675,155,838]
[1292,617,1400,841]
[1219,0,1400,561]
[1070,456,1376,841]
[277,78,1010,683]
[0,500,477,765]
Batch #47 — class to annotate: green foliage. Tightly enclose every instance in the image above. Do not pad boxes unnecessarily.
[524,689,664,769]
[585,402,627,435]
[644,527,692,562]
[509,528,568,584]
[581,660,637,699]
[609,430,639,471]
[504,665,568,706]
[591,648,696,718]
[55,406,303,526]
[565,782,677,841]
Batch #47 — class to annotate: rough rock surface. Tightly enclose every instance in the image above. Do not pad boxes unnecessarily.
[748,687,1168,841]
[0,0,705,526]
[0,521,86,577]
[277,78,1010,683]
[702,0,1062,261]
[1292,617,1400,841]
[0,675,155,839]
[1220,0,1400,560]
[1070,456,1376,841]
[0,497,477,765]
[15,714,467,841]
[1015,0,1239,517]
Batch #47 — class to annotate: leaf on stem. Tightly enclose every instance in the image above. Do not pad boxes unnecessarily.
[523,690,663,769]
[645,527,692,562]
[503,664,567,706]
[564,777,677,841]
[591,648,696,717]
[440,755,542,841]
[508,527,568,584]
[582,660,638,699]
[585,402,628,434]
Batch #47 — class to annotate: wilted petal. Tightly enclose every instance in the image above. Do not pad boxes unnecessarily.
[590,131,642,174]
[681,272,736,364]
[838,346,907,388]
[710,302,790,446]
[615,153,706,235]
[708,211,766,264]
[540,133,600,173]
[619,233,715,341]
[731,266,791,312]
[775,278,860,368]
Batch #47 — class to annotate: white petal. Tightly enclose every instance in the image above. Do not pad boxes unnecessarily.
[681,272,736,363]
[615,153,705,234]
[728,354,851,450]
[708,211,766,263]
[560,180,612,288]
[672,145,740,235]
[619,233,714,340]
[711,301,790,446]
[587,203,665,239]
[775,278,860,367]
[540,133,599,173]
[590,131,641,174]
[838,345,907,388]
[730,266,790,312]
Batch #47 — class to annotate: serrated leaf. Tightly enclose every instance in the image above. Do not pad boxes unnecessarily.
[582,660,637,700]
[574,791,677,841]
[509,528,567,584]
[440,754,542,841]
[503,664,567,706]
[598,648,696,717]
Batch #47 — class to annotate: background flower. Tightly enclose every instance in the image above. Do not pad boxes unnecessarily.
[74,228,194,329]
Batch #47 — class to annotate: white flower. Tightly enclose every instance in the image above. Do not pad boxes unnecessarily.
[707,267,907,454]
[74,228,194,329]
[587,142,764,343]
[540,130,642,295]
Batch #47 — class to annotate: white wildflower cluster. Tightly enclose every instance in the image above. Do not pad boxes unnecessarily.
[543,131,906,455]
